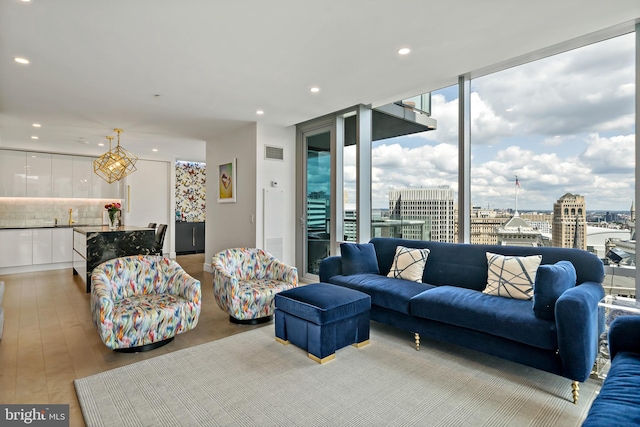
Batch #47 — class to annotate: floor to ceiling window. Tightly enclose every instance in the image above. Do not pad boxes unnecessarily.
[469,32,636,294]
[370,85,459,242]
[470,34,635,251]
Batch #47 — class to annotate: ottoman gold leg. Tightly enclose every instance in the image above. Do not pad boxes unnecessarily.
[275,337,289,345]
[308,353,335,364]
[415,332,420,351]
[352,339,370,348]
[571,381,579,404]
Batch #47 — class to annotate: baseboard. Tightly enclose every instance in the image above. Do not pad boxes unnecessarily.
[0,262,72,275]
[203,262,212,273]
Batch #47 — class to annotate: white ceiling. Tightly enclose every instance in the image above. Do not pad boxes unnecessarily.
[1,1,639,163]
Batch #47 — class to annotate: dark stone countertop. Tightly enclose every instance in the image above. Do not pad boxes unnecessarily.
[0,223,94,230]
[73,225,155,235]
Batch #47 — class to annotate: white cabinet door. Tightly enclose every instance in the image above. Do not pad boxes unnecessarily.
[26,153,52,197]
[52,154,73,198]
[122,160,170,252]
[52,228,73,263]
[0,150,27,197]
[91,163,122,199]
[72,156,92,198]
[0,229,32,267]
[32,228,53,264]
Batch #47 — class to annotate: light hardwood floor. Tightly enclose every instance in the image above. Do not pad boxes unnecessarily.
[0,254,267,427]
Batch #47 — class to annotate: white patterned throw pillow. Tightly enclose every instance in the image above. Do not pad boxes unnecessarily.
[387,246,430,283]
[483,252,542,300]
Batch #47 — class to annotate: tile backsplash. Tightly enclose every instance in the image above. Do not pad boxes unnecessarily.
[0,199,122,228]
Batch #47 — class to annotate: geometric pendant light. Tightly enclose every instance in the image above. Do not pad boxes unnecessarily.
[93,128,138,183]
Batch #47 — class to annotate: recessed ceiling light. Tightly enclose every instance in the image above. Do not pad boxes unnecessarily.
[21,0,32,2]
[32,123,41,127]
[398,47,411,55]
[256,110,264,115]
[31,136,38,140]
[152,148,158,152]
[98,143,104,147]
[14,57,30,65]
[310,87,320,93]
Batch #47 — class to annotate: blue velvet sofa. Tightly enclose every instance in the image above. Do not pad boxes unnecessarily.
[583,316,640,425]
[319,237,605,403]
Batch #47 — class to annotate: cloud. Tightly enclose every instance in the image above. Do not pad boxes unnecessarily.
[471,33,635,139]
[580,133,635,174]
[369,142,458,208]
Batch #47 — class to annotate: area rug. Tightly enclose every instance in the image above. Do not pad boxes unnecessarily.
[75,323,599,426]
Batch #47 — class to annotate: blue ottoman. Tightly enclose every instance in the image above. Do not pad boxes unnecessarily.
[274,282,371,363]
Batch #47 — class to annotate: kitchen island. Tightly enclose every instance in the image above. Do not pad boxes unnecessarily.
[73,225,156,292]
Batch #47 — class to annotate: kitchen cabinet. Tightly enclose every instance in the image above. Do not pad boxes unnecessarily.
[175,222,205,254]
[52,154,73,198]
[92,171,121,199]
[32,228,53,264]
[52,228,73,263]
[0,229,32,267]
[0,150,27,197]
[26,153,53,197]
[72,156,92,198]
[1,149,121,199]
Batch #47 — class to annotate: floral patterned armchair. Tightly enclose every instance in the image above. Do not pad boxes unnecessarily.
[91,255,201,352]
[212,248,298,324]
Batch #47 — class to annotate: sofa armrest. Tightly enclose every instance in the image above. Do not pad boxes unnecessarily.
[555,281,605,382]
[609,316,640,359]
[319,256,342,283]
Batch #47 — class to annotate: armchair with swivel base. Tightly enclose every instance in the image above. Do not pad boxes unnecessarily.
[212,248,298,324]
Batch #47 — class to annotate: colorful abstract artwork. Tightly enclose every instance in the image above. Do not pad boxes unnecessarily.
[218,158,236,203]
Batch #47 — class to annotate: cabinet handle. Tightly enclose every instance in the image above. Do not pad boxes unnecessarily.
[192,228,196,246]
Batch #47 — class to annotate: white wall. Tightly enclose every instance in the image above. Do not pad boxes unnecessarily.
[121,159,172,255]
[204,122,296,271]
[255,123,296,264]
[205,123,258,268]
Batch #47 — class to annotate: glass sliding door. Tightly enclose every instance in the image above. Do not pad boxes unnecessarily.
[300,127,332,276]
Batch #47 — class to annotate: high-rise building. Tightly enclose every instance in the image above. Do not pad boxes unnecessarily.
[552,193,587,250]
[388,187,455,242]
[469,207,510,245]
[520,213,553,234]
[307,192,329,233]
[496,214,542,246]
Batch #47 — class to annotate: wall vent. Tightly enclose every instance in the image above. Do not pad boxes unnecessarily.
[265,145,284,161]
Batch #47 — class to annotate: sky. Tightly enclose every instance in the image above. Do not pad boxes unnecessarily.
[364,32,636,212]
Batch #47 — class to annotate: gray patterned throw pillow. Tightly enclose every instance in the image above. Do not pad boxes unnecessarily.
[483,252,542,300]
[386,246,430,283]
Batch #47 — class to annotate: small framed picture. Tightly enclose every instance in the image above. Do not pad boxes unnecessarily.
[218,158,237,203]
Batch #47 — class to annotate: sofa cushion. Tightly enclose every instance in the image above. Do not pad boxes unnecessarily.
[532,261,576,320]
[387,246,430,282]
[483,253,542,300]
[340,243,379,276]
[410,286,557,350]
[328,274,435,315]
[583,351,640,426]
